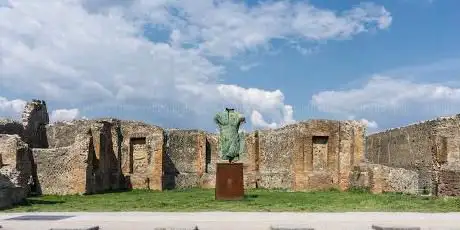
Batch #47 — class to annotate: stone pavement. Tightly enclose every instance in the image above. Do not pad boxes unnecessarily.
[0,212,460,230]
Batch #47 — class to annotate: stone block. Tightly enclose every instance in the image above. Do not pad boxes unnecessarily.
[350,163,418,194]
[437,169,460,196]
[306,171,335,191]
[0,134,33,208]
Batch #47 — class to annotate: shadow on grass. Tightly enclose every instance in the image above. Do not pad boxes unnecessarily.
[84,188,132,196]
[19,199,65,206]
[244,194,259,199]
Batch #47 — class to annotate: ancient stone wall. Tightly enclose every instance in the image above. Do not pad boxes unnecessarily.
[160,119,364,191]
[163,129,206,189]
[366,122,435,194]
[22,100,49,148]
[119,120,163,190]
[349,163,418,194]
[34,132,94,195]
[0,135,33,208]
[201,133,219,188]
[437,168,460,196]
[255,120,364,191]
[366,115,460,195]
[44,119,124,194]
[0,119,24,137]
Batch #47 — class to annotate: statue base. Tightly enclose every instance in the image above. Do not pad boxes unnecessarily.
[215,163,244,200]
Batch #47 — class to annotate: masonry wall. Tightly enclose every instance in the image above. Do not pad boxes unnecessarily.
[33,133,93,195]
[163,130,206,189]
[0,135,33,208]
[43,119,124,194]
[160,119,365,191]
[0,119,23,137]
[119,120,163,190]
[350,163,419,194]
[1,99,369,195]
[366,115,460,195]
[255,120,365,191]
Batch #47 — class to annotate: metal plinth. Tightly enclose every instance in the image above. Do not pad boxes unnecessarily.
[215,163,244,200]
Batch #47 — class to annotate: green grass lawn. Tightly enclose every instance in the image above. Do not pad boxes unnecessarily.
[4,188,460,212]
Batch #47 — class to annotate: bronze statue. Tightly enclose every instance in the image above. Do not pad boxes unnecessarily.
[214,108,246,163]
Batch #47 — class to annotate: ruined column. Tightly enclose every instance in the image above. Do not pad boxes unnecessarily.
[21,99,49,148]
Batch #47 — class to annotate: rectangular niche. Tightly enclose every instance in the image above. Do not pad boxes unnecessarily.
[129,137,147,174]
[437,136,448,164]
[312,136,329,171]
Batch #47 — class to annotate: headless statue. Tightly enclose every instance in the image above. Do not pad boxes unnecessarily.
[214,108,246,163]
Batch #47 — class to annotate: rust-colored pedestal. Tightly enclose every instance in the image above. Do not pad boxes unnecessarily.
[215,163,244,200]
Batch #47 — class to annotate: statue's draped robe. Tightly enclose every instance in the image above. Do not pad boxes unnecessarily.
[214,110,245,161]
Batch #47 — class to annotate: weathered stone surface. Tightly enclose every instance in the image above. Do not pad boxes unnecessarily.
[46,120,101,148]
[46,119,123,193]
[258,125,296,189]
[366,115,460,195]
[201,133,219,189]
[0,134,33,208]
[257,120,364,191]
[163,129,206,189]
[22,100,49,148]
[350,163,418,194]
[120,120,163,190]
[242,132,258,189]
[33,132,93,195]
[437,169,460,196]
[0,119,23,137]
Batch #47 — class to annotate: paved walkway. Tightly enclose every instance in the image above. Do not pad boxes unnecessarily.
[0,212,460,230]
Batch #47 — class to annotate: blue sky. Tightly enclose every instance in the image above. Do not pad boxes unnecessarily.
[1,0,460,133]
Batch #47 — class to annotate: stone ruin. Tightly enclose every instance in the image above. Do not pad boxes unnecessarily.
[1,99,459,208]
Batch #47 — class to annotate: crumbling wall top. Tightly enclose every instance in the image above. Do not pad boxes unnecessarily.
[368,114,460,137]
[21,99,49,127]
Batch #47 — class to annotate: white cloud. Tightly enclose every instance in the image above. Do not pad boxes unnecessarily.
[50,108,80,123]
[128,1,391,58]
[312,75,460,115]
[312,75,460,131]
[216,85,295,128]
[251,110,277,129]
[0,0,391,130]
[0,97,26,119]
[360,118,378,129]
[348,115,378,129]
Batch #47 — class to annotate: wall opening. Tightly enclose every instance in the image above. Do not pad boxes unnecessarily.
[312,136,329,171]
[437,136,448,164]
[129,137,147,174]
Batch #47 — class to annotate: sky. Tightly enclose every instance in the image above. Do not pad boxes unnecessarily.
[1,0,460,133]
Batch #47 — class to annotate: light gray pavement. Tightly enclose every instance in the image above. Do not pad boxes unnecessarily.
[0,212,459,230]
